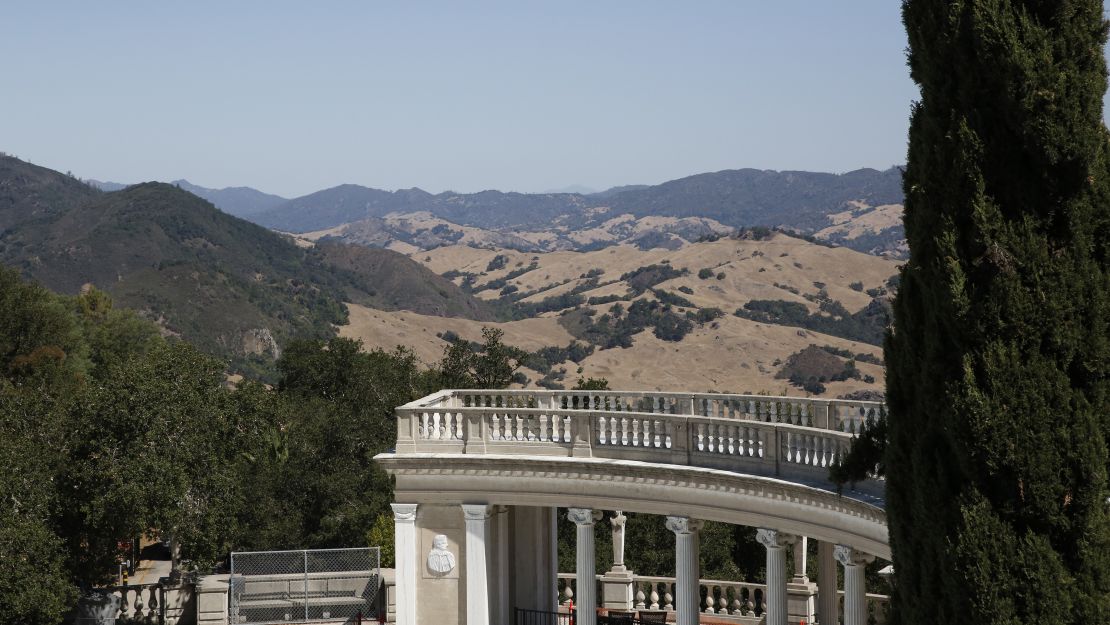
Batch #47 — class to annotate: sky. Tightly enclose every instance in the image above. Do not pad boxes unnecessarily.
[0,2,954,197]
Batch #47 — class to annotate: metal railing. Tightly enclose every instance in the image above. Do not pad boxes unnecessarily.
[229,548,380,625]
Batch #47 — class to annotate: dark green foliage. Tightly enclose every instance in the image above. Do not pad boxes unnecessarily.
[563,299,694,348]
[849,281,864,292]
[698,268,714,280]
[677,285,694,295]
[838,2,1110,622]
[652,289,695,308]
[486,254,509,272]
[775,345,860,395]
[735,298,889,345]
[573,377,610,391]
[520,342,595,375]
[620,264,689,294]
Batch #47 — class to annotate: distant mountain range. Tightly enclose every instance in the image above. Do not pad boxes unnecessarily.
[88,178,287,219]
[4,156,491,377]
[83,166,906,257]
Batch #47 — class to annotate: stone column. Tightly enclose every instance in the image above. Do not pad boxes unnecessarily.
[462,504,493,625]
[494,506,511,625]
[391,503,419,625]
[788,536,817,625]
[665,516,704,625]
[568,508,601,625]
[601,511,634,610]
[513,506,559,613]
[835,546,873,625]
[757,528,793,625]
[816,541,837,625]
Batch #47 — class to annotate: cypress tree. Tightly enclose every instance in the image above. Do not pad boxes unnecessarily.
[852,1,1110,622]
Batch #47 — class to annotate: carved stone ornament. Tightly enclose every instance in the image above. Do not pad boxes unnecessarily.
[391,503,417,522]
[834,545,874,567]
[664,516,704,535]
[755,528,795,549]
[427,534,456,575]
[567,508,600,525]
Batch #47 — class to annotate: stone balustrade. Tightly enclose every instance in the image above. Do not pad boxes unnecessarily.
[99,582,165,623]
[395,390,884,495]
[557,573,889,624]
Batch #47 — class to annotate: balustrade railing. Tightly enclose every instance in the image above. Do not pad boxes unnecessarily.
[556,573,889,624]
[78,583,164,624]
[396,390,884,491]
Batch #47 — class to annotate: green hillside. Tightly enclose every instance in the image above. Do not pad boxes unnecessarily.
[0,170,491,376]
[0,155,101,232]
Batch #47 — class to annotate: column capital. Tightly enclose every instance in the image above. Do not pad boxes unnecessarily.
[664,516,704,535]
[756,528,796,549]
[391,503,418,523]
[567,507,602,525]
[462,503,493,521]
[834,545,875,567]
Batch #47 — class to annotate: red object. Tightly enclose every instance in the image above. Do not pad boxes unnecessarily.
[568,600,575,625]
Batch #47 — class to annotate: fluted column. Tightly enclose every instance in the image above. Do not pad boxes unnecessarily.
[494,505,511,625]
[817,541,837,625]
[462,504,493,625]
[391,503,418,625]
[665,516,704,625]
[757,528,793,625]
[835,545,874,625]
[568,508,601,625]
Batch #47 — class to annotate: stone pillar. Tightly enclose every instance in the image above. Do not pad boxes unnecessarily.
[513,506,559,613]
[601,511,634,610]
[462,505,493,625]
[835,546,873,625]
[568,508,600,625]
[757,528,792,625]
[494,506,511,625]
[816,541,838,625]
[391,503,419,625]
[195,574,229,625]
[665,516,704,625]
[788,536,818,625]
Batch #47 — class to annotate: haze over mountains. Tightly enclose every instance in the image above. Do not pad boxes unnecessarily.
[6,153,902,393]
[91,165,907,258]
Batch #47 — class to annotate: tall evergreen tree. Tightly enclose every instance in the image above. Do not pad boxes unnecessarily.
[861,1,1110,622]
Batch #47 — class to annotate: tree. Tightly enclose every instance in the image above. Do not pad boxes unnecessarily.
[472,328,523,389]
[838,2,1110,622]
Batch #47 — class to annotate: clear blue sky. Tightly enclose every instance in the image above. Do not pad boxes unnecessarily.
[0,2,1056,198]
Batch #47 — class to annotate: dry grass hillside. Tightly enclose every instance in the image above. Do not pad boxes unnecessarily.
[418,233,898,315]
[336,233,898,397]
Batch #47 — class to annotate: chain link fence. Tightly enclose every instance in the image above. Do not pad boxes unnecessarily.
[230,548,380,624]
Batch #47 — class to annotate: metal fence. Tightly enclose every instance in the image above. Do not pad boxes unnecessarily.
[229,548,380,625]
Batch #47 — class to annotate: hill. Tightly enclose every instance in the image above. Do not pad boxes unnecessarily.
[0,155,101,232]
[337,233,898,396]
[0,169,492,376]
[170,179,288,218]
[89,177,288,218]
[252,167,905,257]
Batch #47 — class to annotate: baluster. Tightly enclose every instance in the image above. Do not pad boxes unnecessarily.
[663,590,674,611]
[696,423,706,451]
[718,592,728,615]
[731,595,743,615]
[563,415,573,443]
[742,588,754,616]
[514,413,524,441]
[630,418,640,446]
[635,586,646,610]
[455,412,464,440]
[652,419,662,448]
[609,416,619,445]
[134,586,145,618]
[758,428,766,458]
[703,584,714,613]
[716,423,726,453]
[727,424,737,455]
[770,401,779,423]
[562,583,574,607]
[650,586,660,610]
[490,414,500,440]
[431,411,442,439]
[598,415,608,444]
[420,412,430,439]
[786,431,797,463]
[118,588,131,619]
[553,413,563,442]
